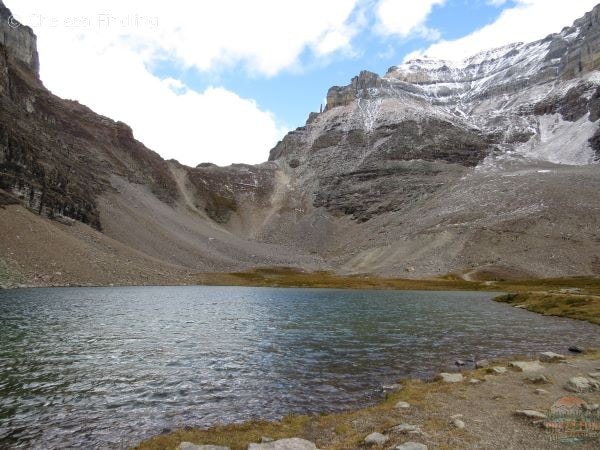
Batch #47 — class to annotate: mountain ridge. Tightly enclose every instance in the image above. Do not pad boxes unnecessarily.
[1,1,600,287]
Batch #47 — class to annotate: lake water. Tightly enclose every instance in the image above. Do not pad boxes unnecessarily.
[1,286,599,449]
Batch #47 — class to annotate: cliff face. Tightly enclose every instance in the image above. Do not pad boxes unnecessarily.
[1,1,600,284]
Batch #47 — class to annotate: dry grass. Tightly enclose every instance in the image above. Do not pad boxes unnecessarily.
[134,380,452,450]
[494,292,600,325]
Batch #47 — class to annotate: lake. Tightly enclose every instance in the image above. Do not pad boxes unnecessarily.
[1,286,599,449]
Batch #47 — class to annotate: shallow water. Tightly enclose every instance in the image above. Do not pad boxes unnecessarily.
[0,286,598,449]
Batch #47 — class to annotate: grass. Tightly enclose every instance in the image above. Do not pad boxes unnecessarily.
[133,379,454,450]
[494,292,600,325]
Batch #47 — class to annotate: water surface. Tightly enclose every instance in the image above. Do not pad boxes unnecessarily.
[1,286,598,449]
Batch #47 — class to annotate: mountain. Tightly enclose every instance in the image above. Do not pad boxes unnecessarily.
[1,1,599,287]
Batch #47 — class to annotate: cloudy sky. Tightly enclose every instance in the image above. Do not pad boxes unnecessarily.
[7,0,599,166]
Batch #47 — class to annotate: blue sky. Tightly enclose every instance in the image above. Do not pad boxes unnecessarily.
[153,0,514,130]
[9,0,598,165]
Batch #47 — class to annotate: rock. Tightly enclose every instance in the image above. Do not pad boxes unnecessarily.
[489,366,507,375]
[395,443,427,450]
[395,401,411,409]
[564,376,600,393]
[539,352,566,363]
[583,403,599,411]
[383,383,403,392]
[568,346,584,353]
[514,410,547,420]
[177,444,230,450]
[535,388,550,395]
[525,374,551,384]
[509,361,544,372]
[261,437,275,443]
[550,396,588,415]
[437,373,464,383]
[475,360,490,369]
[452,418,465,429]
[390,424,422,434]
[455,360,466,366]
[364,432,388,446]
[588,372,600,379]
[247,439,319,450]
[469,378,481,384]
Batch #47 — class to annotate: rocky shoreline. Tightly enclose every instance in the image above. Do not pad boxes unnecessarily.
[137,351,600,450]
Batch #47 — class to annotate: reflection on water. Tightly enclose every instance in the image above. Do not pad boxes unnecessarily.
[0,286,598,449]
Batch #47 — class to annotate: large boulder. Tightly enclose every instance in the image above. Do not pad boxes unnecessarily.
[564,376,600,393]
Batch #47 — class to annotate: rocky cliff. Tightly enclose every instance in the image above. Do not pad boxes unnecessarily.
[1,0,600,286]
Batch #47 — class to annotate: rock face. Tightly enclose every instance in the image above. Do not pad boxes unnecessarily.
[0,2,39,74]
[1,0,600,283]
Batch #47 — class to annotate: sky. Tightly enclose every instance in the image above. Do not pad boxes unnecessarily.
[6,0,600,166]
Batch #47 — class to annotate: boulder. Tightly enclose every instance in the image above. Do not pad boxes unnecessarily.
[247,439,319,450]
[564,376,600,393]
[437,373,464,383]
[509,361,544,372]
[540,352,566,363]
[489,366,507,375]
[396,443,428,450]
[395,401,411,409]
[364,432,388,446]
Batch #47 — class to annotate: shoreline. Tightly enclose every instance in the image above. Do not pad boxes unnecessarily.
[135,351,600,450]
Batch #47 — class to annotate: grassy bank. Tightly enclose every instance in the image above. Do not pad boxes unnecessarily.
[494,291,600,325]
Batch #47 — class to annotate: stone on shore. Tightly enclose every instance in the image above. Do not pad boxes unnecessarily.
[540,352,566,363]
[383,383,403,392]
[364,432,388,446]
[535,388,550,395]
[247,438,320,450]
[588,372,600,379]
[177,444,230,450]
[396,443,428,450]
[469,378,481,384]
[395,401,411,409]
[452,418,465,429]
[489,366,507,375]
[437,373,463,383]
[514,410,547,420]
[475,360,490,369]
[564,376,600,393]
[509,361,544,372]
[391,423,422,434]
[568,346,584,353]
[525,374,550,384]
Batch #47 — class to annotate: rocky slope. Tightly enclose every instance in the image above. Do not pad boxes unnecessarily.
[1,1,600,286]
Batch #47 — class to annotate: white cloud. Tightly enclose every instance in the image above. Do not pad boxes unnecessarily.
[375,0,446,40]
[6,0,361,166]
[405,0,599,62]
